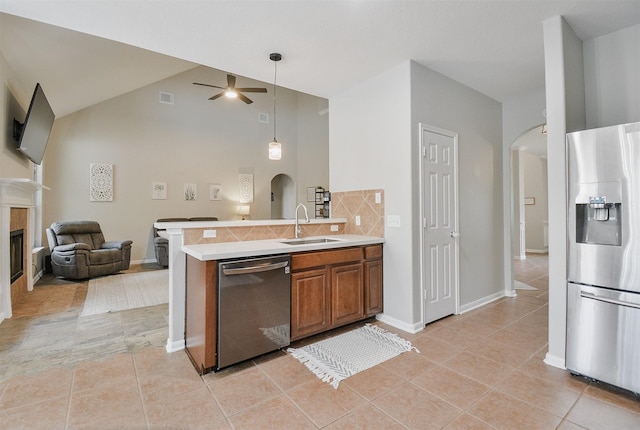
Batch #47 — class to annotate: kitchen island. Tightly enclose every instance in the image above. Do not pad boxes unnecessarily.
[156,217,349,353]
[182,234,384,373]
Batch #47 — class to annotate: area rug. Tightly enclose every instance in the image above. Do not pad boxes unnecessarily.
[515,280,537,290]
[288,324,418,389]
[81,270,169,317]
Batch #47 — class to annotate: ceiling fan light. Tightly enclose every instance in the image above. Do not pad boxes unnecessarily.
[268,140,282,160]
[225,89,238,98]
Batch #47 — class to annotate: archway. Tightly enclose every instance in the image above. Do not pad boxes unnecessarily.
[270,174,295,219]
[510,124,549,292]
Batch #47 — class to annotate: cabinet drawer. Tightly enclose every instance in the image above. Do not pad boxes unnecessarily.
[364,245,382,260]
[292,247,363,270]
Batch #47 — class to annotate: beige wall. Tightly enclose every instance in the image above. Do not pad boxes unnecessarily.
[523,152,548,251]
[42,66,329,262]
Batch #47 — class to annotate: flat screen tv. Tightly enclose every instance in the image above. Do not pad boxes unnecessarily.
[13,83,55,165]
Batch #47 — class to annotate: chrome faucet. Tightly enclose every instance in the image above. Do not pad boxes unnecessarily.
[295,203,310,238]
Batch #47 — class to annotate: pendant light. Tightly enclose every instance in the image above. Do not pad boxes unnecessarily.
[268,53,282,160]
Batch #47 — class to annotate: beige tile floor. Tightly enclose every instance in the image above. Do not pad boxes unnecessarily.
[1,256,639,429]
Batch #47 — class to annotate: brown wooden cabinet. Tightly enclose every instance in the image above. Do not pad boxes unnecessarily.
[331,262,364,326]
[185,243,384,372]
[364,245,383,316]
[291,268,330,339]
[291,245,382,341]
[184,256,217,374]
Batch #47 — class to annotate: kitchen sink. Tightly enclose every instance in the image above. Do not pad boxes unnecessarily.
[279,238,341,245]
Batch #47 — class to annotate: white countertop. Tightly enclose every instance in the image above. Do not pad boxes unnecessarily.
[182,234,384,261]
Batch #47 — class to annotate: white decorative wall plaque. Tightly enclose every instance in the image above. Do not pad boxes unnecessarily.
[239,174,254,203]
[184,183,197,201]
[89,163,113,201]
[152,182,167,200]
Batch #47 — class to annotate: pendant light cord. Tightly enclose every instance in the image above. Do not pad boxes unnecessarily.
[273,60,277,141]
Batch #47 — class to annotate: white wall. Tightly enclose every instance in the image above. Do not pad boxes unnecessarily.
[330,61,415,329]
[330,60,503,331]
[410,62,503,309]
[584,24,640,128]
[543,16,586,368]
[43,66,328,262]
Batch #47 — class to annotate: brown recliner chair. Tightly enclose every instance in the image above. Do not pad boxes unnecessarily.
[46,221,132,279]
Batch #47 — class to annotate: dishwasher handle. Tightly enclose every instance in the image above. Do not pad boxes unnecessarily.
[222,260,289,276]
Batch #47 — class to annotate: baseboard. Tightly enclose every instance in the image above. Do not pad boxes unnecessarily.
[544,352,565,369]
[459,290,505,314]
[375,313,424,334]
[525,248,549,254]
[131,258,159,266]
[166,338,185,353]
[513,254,526,260]
[32,269,44,284]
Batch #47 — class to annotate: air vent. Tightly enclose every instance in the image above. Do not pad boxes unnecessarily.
[259,112,269,123]
[159,92,174,104]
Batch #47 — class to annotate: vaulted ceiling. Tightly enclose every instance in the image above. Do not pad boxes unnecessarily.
[1,1,638,117]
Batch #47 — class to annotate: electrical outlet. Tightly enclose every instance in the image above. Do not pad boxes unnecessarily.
[355,215,361,226]
[387,215,401,228]
[330,224,339,232]
[375,192,381,203]
[203,229,217,238]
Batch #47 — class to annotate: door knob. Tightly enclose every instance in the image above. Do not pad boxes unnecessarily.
[450,232,460,238]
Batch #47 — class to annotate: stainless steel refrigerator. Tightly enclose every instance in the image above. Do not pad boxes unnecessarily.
[566,121,640,394]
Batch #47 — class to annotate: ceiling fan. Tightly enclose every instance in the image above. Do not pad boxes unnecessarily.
[193,74,267,104]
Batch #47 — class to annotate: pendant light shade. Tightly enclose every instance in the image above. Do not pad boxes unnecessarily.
[268,139,281,160]
[268,53,282,160]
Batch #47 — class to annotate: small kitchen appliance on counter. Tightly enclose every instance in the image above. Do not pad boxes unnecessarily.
[566,121,640,394]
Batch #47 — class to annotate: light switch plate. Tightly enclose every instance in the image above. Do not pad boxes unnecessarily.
[330,224,339,232]
[355,215,361,226]
[375,192,381,203]
[387,215,401,228]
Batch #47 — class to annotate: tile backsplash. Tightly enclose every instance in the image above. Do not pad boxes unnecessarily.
[331,189,385,237]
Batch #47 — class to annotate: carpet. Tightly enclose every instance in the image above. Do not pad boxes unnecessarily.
[81,270,169,317]
[288,323,418,389]
[515,280,537,290]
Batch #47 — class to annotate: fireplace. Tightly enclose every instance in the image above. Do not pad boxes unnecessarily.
[10,229,24,284]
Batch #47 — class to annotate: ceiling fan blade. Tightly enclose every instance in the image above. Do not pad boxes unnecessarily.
[193,82,225,89]
[227,74,236,89]
[208,92,225,101]
[236,88,268,93]
[237,93,253,104]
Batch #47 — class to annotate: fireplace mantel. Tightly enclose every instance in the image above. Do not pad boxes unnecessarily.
[0,178,49,206]
[0,178,49,322]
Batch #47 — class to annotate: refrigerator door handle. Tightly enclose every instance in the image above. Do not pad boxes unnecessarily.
[580,291,640,310]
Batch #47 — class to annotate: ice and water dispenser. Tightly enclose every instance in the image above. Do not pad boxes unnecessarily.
[574,183,621,246]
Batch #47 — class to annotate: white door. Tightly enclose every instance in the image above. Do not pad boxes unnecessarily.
[420,124,459,324]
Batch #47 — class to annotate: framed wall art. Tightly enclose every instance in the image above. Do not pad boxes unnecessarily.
[89,163,113,202]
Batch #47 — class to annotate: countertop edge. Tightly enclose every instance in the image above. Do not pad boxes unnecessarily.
[155,218,347,229]
[182,235,385,261]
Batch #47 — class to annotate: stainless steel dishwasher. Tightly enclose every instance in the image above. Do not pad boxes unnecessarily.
[217,254,291,370]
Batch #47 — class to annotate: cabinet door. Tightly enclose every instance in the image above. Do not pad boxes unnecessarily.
[364,259,383,316]
[331,263,364,327]
[291,268,330,340]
